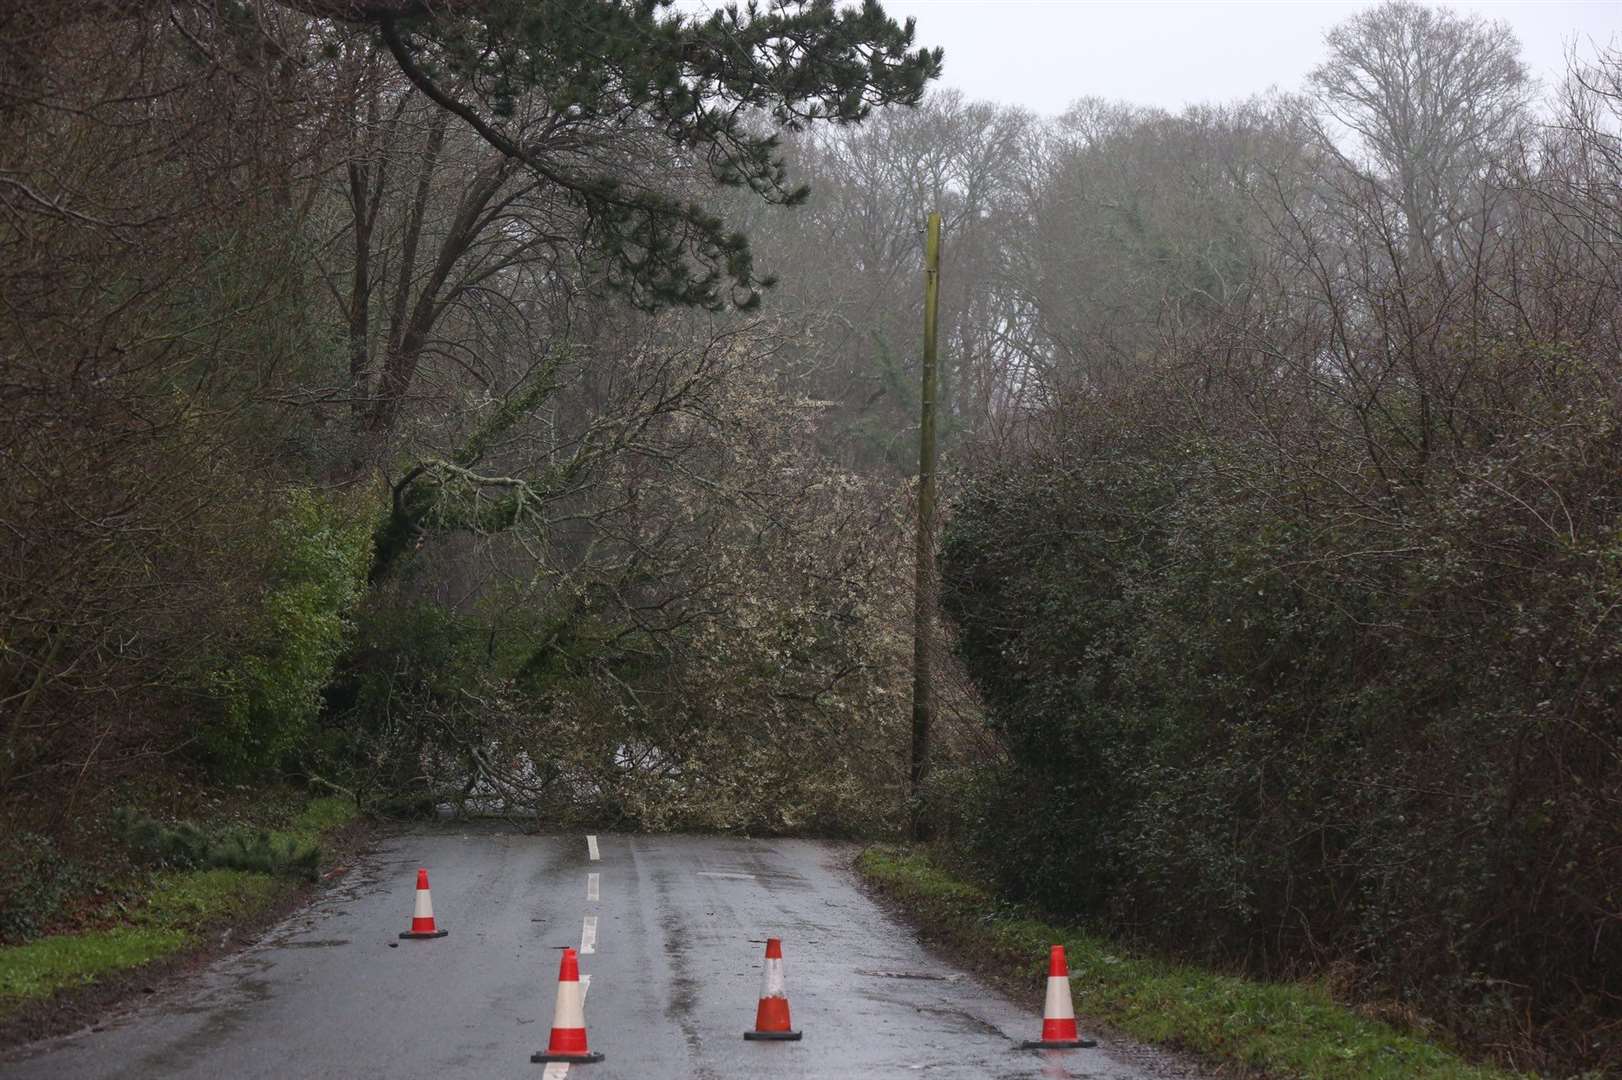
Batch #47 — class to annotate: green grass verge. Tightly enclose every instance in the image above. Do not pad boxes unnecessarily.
[0,871,290,1011]
[286,796,356,841]
[0,930,187,1002]
[136,869,295,934]
[0,795,357,1017]
[857,846,1529,1080]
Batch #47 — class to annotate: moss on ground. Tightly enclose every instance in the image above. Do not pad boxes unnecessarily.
[857,846,1529,1080]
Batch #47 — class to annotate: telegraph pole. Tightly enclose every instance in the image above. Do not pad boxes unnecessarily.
[910,210,942,841]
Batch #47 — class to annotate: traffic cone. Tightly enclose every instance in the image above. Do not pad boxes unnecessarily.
[1019,944,1096,1049]
[399,867,448,939]
[531,947,604,1064]
[743,937,802,1041]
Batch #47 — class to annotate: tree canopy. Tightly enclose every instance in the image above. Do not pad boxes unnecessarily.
[342,0,944,309]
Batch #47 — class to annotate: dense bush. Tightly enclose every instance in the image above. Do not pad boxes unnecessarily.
[0,834,89,944]
[200,491,372,777]
[942,344,1622,1060]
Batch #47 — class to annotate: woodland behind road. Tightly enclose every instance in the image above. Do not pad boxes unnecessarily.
[2,2,1619,1075]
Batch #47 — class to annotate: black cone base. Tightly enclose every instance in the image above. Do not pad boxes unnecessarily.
[531,1050,604,1063]
[1019,1037,1096,1049]
[744,1029,802,1041]
[399,929,449,939]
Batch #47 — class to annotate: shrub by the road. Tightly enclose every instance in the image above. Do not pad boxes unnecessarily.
[940,341,1622,1069]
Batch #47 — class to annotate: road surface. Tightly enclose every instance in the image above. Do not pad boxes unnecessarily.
[1,829,1204,1079]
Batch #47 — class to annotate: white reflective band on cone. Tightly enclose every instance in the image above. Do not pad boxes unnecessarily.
[552,976,585,1028]
[759,957,786,999]
[1044,975,1076,1020]
[414,887,434,919]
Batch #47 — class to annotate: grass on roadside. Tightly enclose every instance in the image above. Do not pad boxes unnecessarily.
[0,795,357,1017]
[0,930,186,1003]
[0,871,291,1010]
[285,796,356,842]
[857,846,1529,1080]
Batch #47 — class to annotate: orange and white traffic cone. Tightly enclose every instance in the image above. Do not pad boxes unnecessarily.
[398,867,448,940]
[1020,944,1096,1049]
[531,947,604,1064]
[743,937,802,1041]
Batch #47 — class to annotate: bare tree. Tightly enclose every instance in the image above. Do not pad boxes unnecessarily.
[1307,0,1531,269]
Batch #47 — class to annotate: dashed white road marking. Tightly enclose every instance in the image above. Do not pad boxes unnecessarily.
[697,871,756,879]
[540,975,590,1080]
[547,838,603,1077]
[580,915,598,955]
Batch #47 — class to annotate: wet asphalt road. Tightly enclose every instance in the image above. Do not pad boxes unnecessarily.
[0,829,1204,1080]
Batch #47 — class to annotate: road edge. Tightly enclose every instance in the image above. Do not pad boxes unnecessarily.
[0,816,383,1053]
[854,845,1530,1080]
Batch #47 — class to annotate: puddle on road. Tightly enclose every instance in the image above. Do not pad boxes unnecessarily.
[856,968,966,982]
[912,1003,1010,1040]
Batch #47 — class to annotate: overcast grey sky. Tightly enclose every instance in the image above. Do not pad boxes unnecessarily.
[871,1,1619,116]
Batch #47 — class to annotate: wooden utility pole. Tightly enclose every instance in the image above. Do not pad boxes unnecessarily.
[910,210,942,841]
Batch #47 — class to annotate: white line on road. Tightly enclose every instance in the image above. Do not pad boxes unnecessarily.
[540,975,591,1080]
[551,840,602,1076]
[697,871,756,879]
[580,915,597,955]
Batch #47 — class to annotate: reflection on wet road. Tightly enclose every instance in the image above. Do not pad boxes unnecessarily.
[0,831,1206,1079]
